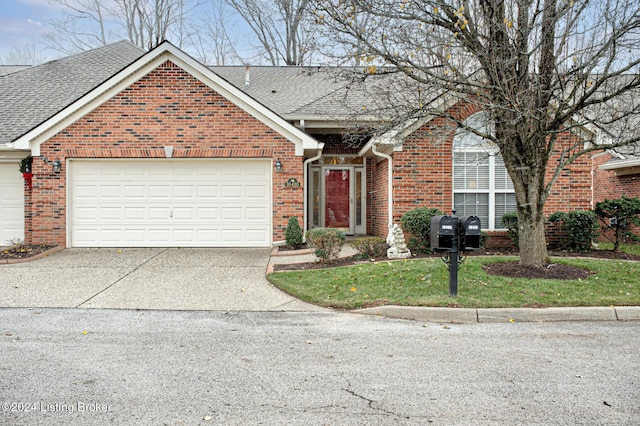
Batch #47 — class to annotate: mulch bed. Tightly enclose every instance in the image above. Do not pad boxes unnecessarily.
[1,244,56,261]
[274,246,640,280]
[483,262,593,280]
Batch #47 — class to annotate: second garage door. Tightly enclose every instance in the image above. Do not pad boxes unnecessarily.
[69,159,272,247]
[0,161,25,245]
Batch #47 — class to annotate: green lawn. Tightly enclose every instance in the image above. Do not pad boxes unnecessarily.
[267,257,640,309]
[595,242,640,256]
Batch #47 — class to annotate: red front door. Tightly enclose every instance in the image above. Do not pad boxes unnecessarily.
[324,169,350,231]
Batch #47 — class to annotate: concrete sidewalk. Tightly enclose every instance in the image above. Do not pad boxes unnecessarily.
[353,305,640,323]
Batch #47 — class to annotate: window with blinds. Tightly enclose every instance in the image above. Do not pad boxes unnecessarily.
[452,112,516,230]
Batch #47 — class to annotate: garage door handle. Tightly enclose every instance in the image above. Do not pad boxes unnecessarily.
[170,210,173,218]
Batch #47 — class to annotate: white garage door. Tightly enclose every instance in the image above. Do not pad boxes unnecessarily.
[0,161,25,245]
[69,160,272,247]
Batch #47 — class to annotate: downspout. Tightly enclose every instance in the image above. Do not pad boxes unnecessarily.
[371,142,394,244]
[303,147,323,237]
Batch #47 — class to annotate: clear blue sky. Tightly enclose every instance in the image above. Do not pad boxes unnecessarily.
[0,0,56,58]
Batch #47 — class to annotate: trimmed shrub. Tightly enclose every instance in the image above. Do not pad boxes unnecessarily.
[549,210,599,252]
[351,236,387,259]
[595,196,640,251]
[305,228,346,263]
[501,212,519,249]
[400,207,444,254]
[285,216,303,248]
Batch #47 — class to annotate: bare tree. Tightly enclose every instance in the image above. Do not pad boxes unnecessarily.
[225,0,316,65]
[44,0,200,53]
[313,0,640,267]
[0,45,46,65]
[190,2,244,65]
[43,0,112,54]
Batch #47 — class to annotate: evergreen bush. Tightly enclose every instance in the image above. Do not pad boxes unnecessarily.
[400,207,444,254]
[595,196,640,251]
[285,216,303,248]
[549,210,599,252]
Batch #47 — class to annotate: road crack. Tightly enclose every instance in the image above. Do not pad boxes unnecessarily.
[342,382,407,420]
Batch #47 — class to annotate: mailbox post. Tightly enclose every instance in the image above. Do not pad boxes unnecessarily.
[448,211,460,297]
[430,210,481,297]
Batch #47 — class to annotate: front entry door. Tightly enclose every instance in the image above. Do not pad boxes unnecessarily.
[308,164,365,235]
[324,168,352,232]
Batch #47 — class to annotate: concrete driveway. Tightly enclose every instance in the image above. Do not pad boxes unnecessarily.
[0,248,323,311]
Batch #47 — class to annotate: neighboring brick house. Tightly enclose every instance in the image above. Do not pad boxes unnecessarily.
[0,41,611,249]
[593,145,640,237]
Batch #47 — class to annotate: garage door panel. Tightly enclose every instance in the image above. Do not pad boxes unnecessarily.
[246,229,269,242]
[149,207,170,220]
[123,207,145,220]
[197,208,218,220]
[221,166,242,177]
[148,229,171,243]
[246,207,268,220]
[173,185,195,198]
[73,228,98,244]
[101,207,123,220]
[124,186,146,199]
[70,160,271,247]
[221,229,242,243]
[197,186,218,198]
[221,185,242,199]
[149,185,170,198]
[100,185,123,198]
[246,185,268,199]
[172,207,194,220]
[73,185,99,200]
[221,207,242,220]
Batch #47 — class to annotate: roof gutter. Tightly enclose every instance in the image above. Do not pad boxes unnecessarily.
[599,158,640,170]
[371,142,394,244]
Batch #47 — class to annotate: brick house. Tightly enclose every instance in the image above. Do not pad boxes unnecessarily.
[0,41,616,248]
[593,145,640,237]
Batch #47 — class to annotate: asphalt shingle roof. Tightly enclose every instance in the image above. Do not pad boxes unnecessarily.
[0,65,31,76]
[0,41,144,144]
[209,66,350,116]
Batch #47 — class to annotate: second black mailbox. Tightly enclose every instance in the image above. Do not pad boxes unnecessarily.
[430,215,458,251]
[460,215,482,250]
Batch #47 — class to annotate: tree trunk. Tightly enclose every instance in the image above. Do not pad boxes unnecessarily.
[517,209,550,267]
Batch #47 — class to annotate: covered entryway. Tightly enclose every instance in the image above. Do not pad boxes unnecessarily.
[308,156,366,235]
[68,159,272,247]
[0,161,25,245]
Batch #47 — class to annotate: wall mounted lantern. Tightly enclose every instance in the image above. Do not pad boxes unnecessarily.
[52,159,62,174]
[274,158,283,173]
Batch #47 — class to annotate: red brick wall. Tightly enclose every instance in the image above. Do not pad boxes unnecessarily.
[592,152,640,238]
[593,153,640,201]
[372,102,595,247]
[367,156,390,238]
[27,60,303,246]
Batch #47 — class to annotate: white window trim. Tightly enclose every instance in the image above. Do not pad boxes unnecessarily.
[452,113,516,230]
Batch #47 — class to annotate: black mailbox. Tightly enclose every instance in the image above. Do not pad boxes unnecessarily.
[460,215,482,250]
[430,215,458,251]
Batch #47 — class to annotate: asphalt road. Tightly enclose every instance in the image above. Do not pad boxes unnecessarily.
[0,308,638,425]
